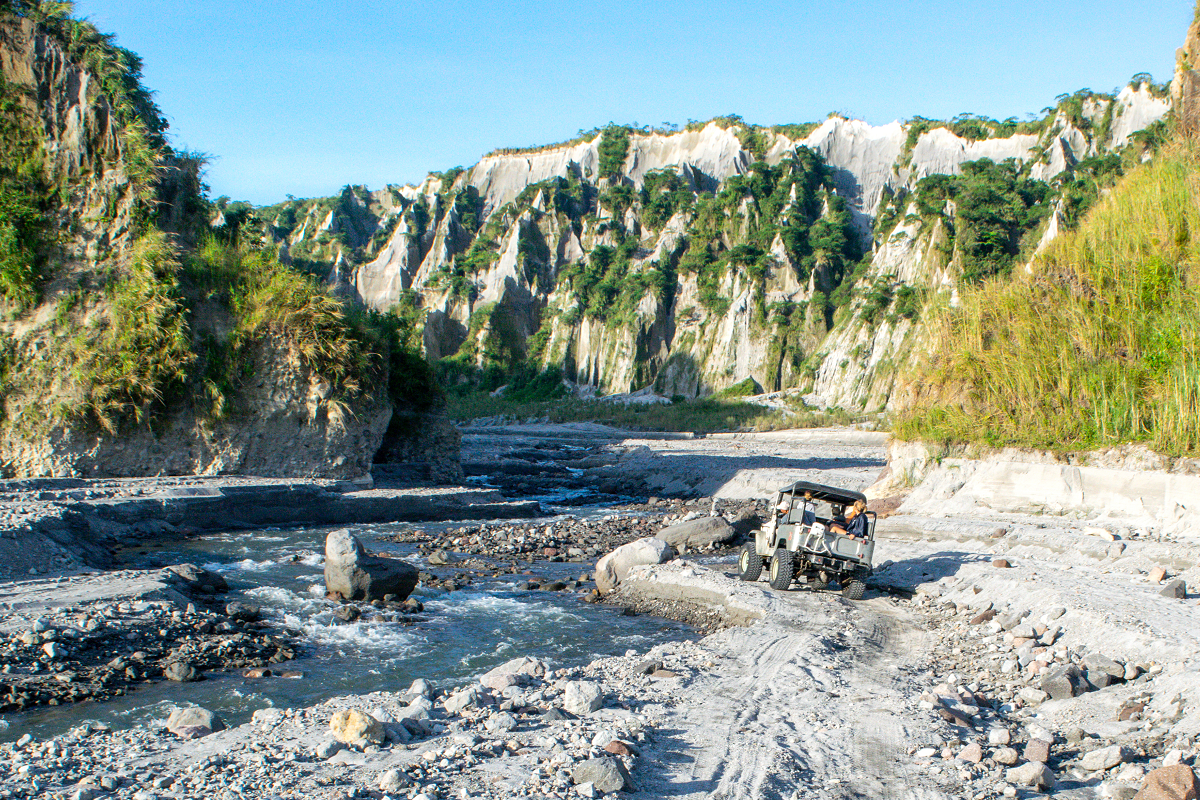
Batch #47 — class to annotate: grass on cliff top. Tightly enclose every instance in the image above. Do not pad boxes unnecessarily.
[446,391,858,434]
[894,138,1200,456]
[5,234,433,437]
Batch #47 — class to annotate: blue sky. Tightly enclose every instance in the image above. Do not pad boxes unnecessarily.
[74,1,1193,205]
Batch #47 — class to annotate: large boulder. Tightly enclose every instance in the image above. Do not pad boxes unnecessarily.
[595,537,675,594]
[655,516,735,549]
[324,529,418,602]
[563,680,603,715]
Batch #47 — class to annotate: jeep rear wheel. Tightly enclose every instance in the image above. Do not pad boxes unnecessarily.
[768,549,795,591]
[738,543,763,581]
[843,578,867,600]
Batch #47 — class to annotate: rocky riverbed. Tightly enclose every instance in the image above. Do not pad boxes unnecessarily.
[1,424,1198,799]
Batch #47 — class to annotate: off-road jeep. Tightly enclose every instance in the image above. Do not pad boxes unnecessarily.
[737,480,875,599]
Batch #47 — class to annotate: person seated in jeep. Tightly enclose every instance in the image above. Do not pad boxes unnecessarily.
[775,492,818,528]
[830,499,867,539]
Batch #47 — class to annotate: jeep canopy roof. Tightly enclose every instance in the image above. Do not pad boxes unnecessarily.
[775,480,867,507]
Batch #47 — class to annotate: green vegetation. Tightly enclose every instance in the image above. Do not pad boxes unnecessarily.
[640,169,694,228]
[4,0,167,196]
[0,72,50,309]
[13,232,436,432]
[597,125,631,181]
[896,140,1200,455]
[915,158,1051,282]
[444,391,859,434]
[65,232,192,431]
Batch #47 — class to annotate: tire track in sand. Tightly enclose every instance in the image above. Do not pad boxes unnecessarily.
[631,585,947,800]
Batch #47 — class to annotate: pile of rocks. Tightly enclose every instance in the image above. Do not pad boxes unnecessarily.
[396,499,758,566]
[0,596,296,712]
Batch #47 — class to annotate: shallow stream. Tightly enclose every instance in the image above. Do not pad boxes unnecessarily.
[3,511,694,742]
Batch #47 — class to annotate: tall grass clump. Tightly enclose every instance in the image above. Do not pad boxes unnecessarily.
[895,140,1200,455]
[67,231,192,430]
[186,238,372,409]
[186,238,435,420]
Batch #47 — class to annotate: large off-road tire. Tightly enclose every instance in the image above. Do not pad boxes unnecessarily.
[843,577,867,600]
[737,543,763,582]
[768,549,795,591]
[808,570,830,590]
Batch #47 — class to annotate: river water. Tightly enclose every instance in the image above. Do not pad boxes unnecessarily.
[3,512,694,742]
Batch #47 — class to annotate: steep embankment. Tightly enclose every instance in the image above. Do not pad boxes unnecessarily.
[246,88,1168,411]
[894,12,1200,458]
[0,3,457,480]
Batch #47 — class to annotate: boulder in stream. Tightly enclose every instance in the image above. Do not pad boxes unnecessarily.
[324,528,418,602]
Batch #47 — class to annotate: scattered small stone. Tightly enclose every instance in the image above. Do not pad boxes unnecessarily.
[994,747,1020,766]
[1081,744,1127,772]
[956,742,983,763]
[1160,579,1187,599]
[1025,737,1052,764]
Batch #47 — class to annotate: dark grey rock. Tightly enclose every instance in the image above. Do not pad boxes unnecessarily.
[1041,664,1087,700]
[1082,653,1125,679]
[634,659,664,675]
[1161,579,1187,599]
[655,516,735,549]
[572,756,633,793]
[225,602,260,622]
[998,610,1028,631]
[162,564,228,595]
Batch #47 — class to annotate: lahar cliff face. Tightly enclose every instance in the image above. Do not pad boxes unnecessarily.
[273,87,1169,412]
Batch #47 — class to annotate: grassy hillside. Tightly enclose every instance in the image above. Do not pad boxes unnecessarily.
[895,137,1200,455]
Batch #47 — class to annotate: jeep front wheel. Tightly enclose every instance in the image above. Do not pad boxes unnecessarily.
[768,549,795,591]
[738,543,763,581]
